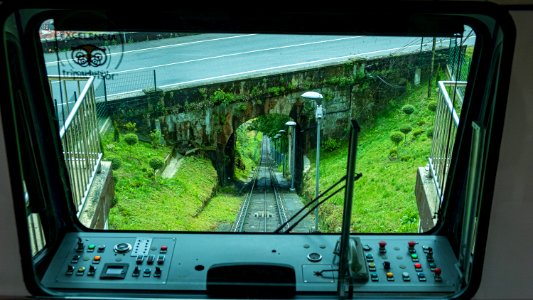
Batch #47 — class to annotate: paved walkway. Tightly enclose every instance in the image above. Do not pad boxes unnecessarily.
[161,152,183,178]
[273,170,315,233]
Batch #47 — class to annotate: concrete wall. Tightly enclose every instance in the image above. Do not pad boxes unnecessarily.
[78,161,115,229]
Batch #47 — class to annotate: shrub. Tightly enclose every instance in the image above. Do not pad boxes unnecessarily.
[390,132,403,145]
[149,130,162,148]
[124,121,137,133]
[124,133,138,146]
[323,139,341,152]
[149,157,165,173]
[412,129,425,139]
[428,101,438,112]
[110,157,121,170]
[389,148,398,160]
[402,104,415,116]
[427,128,434,138]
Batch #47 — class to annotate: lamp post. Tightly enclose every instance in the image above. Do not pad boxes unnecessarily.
[302,91,324,231]
[278,129,286,176]
[274,134,280,165]
[285,121,297,192]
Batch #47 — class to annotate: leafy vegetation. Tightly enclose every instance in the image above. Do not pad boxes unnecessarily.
[235,121,262,181]
[303,84,438,233]
[102,132,240,231]
[249,114,291,138]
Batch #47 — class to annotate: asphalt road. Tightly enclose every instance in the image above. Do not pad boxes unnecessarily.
[44,32,475,125]
[45,33,475,98]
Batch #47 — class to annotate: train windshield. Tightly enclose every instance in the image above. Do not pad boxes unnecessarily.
[40,20,475,233]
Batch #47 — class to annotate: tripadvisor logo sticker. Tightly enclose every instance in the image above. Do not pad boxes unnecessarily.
[59,31,124,80]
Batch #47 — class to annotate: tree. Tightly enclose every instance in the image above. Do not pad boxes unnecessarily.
[390,132,403,146]
[249,114,291,138]
[400,125,412,142]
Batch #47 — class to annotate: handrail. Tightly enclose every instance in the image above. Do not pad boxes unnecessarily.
[428,80,466,205]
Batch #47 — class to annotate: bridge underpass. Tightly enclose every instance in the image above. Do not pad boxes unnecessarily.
[232,136,314,233]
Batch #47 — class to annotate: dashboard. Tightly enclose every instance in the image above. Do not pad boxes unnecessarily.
[42,233,460,297]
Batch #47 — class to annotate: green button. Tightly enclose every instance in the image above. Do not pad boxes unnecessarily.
[411,253,418,259]
[88,244,95,249]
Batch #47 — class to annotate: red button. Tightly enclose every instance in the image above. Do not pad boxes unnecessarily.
[160,246,168,251]
[414,263,422,269]
[408,241,417,248]
[379,241,387,248]
[434,267,442,275]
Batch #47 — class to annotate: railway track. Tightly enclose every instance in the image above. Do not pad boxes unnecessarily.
[232,136,289,232]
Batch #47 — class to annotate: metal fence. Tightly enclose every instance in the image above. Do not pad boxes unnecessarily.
[94,69,158,120]
[49,75,103,214]
[428,81,467,205]
[447,38,471,82]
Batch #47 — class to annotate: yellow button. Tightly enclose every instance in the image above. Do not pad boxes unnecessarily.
[78,266,85,272]
[386,272,394,278]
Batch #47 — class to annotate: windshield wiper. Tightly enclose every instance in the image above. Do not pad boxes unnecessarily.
[274,173,362,233]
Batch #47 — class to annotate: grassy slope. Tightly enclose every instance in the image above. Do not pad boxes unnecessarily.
[103,132,238,231]
[304,85,437,233]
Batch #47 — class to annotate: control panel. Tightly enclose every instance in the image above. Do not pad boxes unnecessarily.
[41,233,460,296]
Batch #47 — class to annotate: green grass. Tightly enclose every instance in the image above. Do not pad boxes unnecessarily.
[102,131,239,231]
[303,85,438,233]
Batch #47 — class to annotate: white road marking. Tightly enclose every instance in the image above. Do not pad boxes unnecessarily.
[45,34,257,65]
[105,36,362,75]
[103,40,440,97]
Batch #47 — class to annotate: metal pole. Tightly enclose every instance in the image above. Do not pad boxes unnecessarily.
[314,114,321,231]
[290,125,296,191]
[153,69,157,91]
[337,120,361,298]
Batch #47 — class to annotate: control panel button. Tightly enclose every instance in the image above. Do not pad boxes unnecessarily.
[143,268,151,277]
[97,245,106,253]
[132,266,140,277]
[93,255,101,264]
[434,268,442,282]
[410,253,419,262]
[71,255,80,264]
[402,271,411,281]
[147,255,155,265]
[76,266,86,276]
[383,261,391,270]
[363,244,372,251]
[87,244,96,252]
[88,266,96,276]
[66,265,75,275]
[157,255,165,265]
[417,272,427,282]
[365,253,374,262]
[378,241,387,253]
[113,242,132,254]
[370,273,379,282]
[136,255,144,265]
[154,267,162,278]
[386,272,394,281]
[414,263,422,271]
[160,246,168,254]
[76,239,84,253]
[368,262,376,271]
